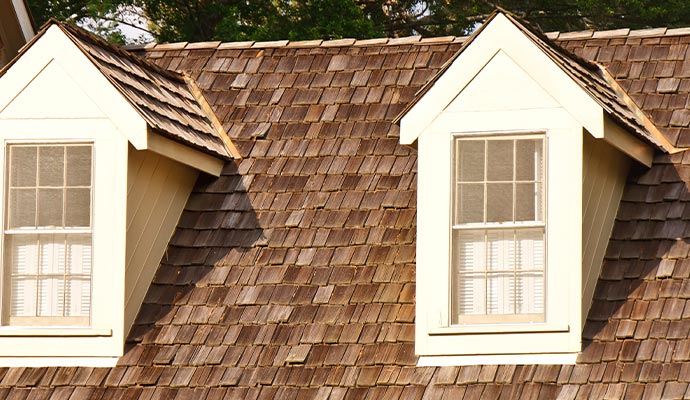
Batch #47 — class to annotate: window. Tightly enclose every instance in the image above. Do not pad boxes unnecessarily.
[3,143,93,327]
[452,135,545,324]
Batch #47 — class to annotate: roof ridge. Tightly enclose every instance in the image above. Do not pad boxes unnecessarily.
[129,35,469,51]
[130,24,690,52]
[546,26,690,40]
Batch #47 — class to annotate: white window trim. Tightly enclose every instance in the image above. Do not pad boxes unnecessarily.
[418,353,578,366]
[2,141,94,327]
[0,120,128,362]
[415,109,584,359]
[450,133,547,325]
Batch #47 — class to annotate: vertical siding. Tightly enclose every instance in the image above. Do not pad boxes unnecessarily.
[581,134,630,326]
[124,146,198,333]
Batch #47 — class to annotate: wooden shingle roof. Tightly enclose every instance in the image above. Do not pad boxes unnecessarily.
[5,18,690,399]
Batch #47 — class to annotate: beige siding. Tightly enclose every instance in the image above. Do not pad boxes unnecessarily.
[124,145,198,332]
[581,133,630,327]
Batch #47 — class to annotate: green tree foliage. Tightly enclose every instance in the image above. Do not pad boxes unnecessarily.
[137,0,382,42]
[480,0,690,33]
[26,0,690,44]
[27,0,128,44]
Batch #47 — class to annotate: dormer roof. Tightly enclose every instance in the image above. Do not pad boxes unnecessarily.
[1,20,239,160]
[396,11,676,156]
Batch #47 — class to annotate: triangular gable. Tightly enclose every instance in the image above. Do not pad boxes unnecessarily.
[446,50,560,112]
[1,59,106,119]
[397,11,675,164]
[0,24,146,140]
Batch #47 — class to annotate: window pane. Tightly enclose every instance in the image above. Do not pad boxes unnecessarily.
[457,184,484,224]
[457,140,484,182]
[9,146,36,187]
[515,183,542,222]
[65,277,90,317]
[516,228,545,271]
[11,277,36,317]
[515,272,544,314]
[38,277,64,317]
[487,272,513,314]
[65,188,91,227]
[455,273,485,315]
[37,188,63,227]
[66,146,92,186]
[486,183,513,222]
[38,146,64,187]
[516,139,543,181]
[67,235,92,275]
[9,188,36,228]
[7,235,38,275]
[454,230,485,273]
[39,235,66,274]
[487,230,515,271]
[487,140,513,181]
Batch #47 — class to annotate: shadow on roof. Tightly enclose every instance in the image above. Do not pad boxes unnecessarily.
[124,159,264,355]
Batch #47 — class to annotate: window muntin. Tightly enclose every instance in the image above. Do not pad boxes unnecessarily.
[452,135,545,324]
[3,144,93,326]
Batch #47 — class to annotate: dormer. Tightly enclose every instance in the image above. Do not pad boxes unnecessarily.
[398,11,675,365]
[0,22,237,366]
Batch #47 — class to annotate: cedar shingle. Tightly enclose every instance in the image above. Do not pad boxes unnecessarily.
[14,13,690,398]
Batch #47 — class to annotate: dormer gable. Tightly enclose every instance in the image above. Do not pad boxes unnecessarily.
[400,11,673,364]
[398,11,674,166]
[0,22,236,366]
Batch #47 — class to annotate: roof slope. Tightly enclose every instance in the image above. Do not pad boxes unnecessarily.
[2,25,690,399]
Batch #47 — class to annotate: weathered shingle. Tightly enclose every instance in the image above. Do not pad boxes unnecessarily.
[8,10,690,399]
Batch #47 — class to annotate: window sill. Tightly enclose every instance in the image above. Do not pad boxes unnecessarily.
[428,323,569,335]
[418,352,578,366]
[0,356,119,367]
[0,327,112,337]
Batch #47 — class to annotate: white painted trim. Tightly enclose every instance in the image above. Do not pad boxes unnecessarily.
[10,0,34,42]
[400,13,604,144]
[0,356,118,367]
[147,130,224,176]
[602,116,654,167]
[418,353,578,366]
[0,119,128,361]
[0,25,148,147]
[429,324,569,335]
[0,328,112,337]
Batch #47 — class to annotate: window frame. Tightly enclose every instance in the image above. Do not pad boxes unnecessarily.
[415,119,583,362]
[2,141,95,328]
[450,133,547,325]
[0,125,125,345]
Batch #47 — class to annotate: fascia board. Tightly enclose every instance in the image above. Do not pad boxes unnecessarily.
[602,116,654,167]
[400,13,605,144]
[0,25,148,148]
[146,129,224,176]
